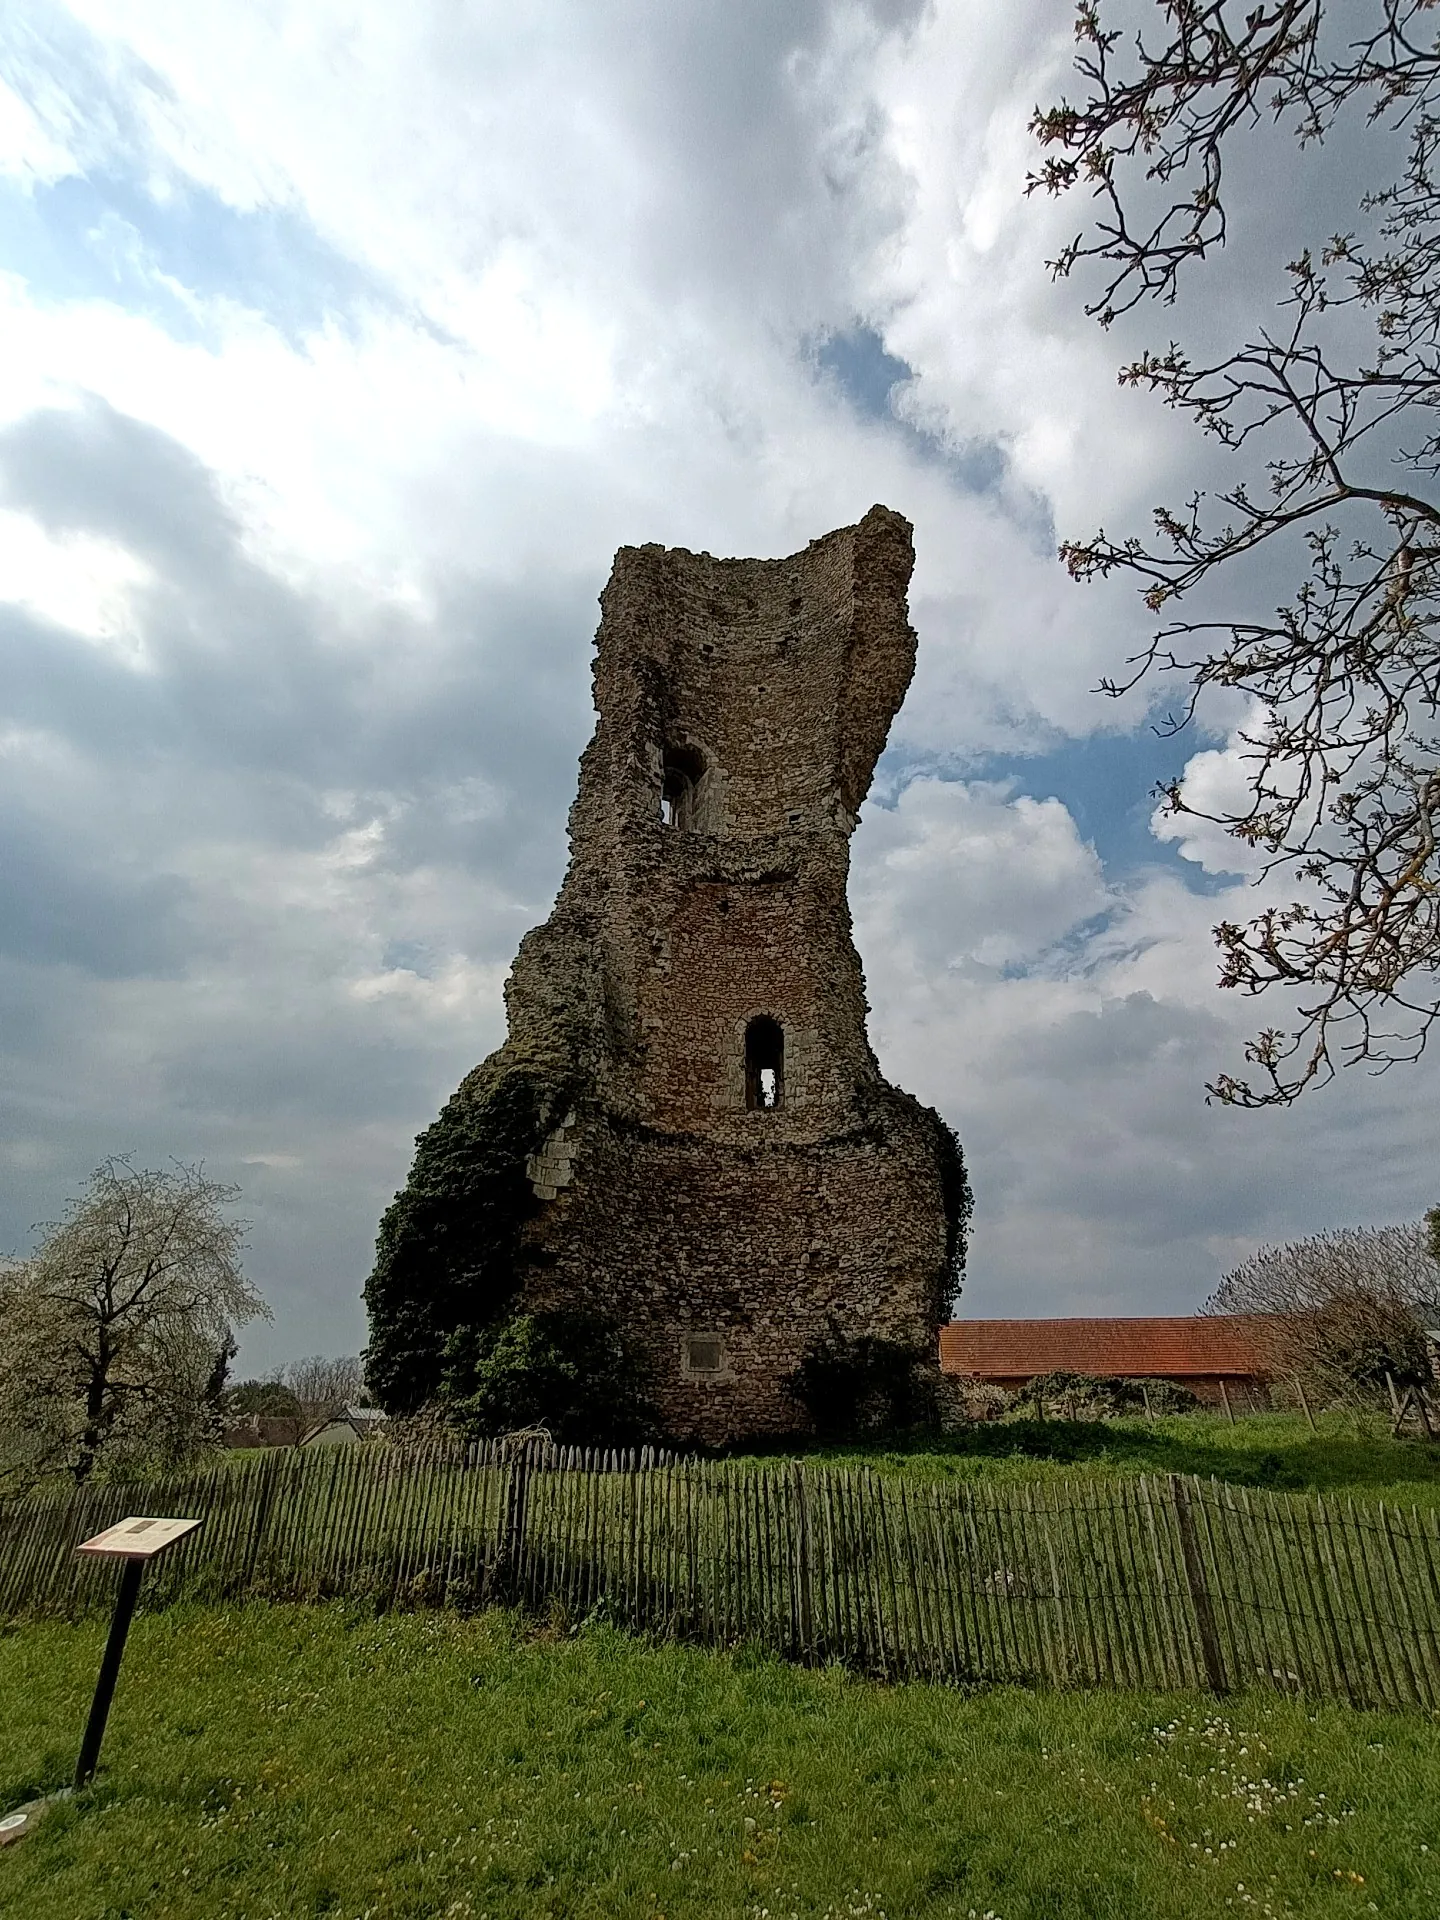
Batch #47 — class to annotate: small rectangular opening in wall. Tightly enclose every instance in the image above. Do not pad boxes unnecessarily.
[744,1016,784,1110]
[685,1333,724,1375]
[661,745,707,830]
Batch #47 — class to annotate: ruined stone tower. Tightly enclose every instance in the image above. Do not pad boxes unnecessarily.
[366,505,965,1446]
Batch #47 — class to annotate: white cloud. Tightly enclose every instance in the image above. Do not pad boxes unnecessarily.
[1151,736,1270,877]
[854,774,1440,1316]
[0,505,151,654]
[861,0,1185,529]
[0,0,1435,1369]
[855,776,1111,973]
[0,72,74,182]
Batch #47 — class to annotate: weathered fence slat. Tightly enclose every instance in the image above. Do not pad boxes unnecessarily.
[1170,1476,1227,1695]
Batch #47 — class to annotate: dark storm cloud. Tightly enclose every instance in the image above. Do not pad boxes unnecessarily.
[0,399,344,789]
[0,394,242,564]
[0,801,188,977]
[0,397,595,884]
[0,396,597,1350]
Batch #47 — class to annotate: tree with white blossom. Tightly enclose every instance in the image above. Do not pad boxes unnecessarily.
[0,1158,266,1488]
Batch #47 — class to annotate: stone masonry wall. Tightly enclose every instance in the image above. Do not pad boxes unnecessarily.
[458,505,959,1445]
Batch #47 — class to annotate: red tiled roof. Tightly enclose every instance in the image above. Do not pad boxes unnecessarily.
[940,1316,1278,1381]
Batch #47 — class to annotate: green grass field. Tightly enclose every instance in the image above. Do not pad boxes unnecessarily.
[783,1411,1440,1506]
[2,1601,1438,1919]
[23,1409,1440,1506]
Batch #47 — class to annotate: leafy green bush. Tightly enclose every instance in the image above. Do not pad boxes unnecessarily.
[786,1328,937,1440]
[1024,1371,1199,1419]
[223,1380,302,1420]
[362,1055,566,1414]
[938,1374,1013,1424]
[1127,1377,1201,1415]
[441,1310,653,1445]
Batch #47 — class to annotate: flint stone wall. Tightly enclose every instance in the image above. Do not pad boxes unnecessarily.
[461,504,959,1445]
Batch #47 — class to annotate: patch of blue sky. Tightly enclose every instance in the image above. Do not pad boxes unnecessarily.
[813,324,1048,540]
[996,907,1124,982]
[0,167,389,346]
[380,939,436,978]
[877,726,1247,897]
[817,327,1245,899]
[813,327,910,422]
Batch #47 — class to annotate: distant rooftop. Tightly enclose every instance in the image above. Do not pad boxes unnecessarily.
[940,1316,1279,1381]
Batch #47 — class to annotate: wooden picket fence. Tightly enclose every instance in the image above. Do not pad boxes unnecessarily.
[3,1442,1439,1711]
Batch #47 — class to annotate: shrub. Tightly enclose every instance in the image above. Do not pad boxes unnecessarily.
[1125,1377,1200,1416]
[1312,1292,1434,1398]
[1022,1371,1115,1419]
[372,1402,466,1459]
[1022,1372,1200,1420]
[224,1380,303,1421]
[786,1329,937,1440]
[441,1310,653,1446]
[937,1374,1012,1426]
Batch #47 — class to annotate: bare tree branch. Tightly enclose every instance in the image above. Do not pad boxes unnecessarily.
[1032,0,1440,1102]
[283,1355,365,1443]
[1206,1219,1440,1401]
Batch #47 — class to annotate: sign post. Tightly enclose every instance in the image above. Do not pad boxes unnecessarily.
[72,1516,203,1789]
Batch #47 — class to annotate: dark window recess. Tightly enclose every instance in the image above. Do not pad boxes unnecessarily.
[745,1016,784,1111]
[660,744,706,829]
[686,1333,724,1375]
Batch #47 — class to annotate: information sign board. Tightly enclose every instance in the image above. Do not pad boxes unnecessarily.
[71,1514,204,1787]
[76,1516,203,1560]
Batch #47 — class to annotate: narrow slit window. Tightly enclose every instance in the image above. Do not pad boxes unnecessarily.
[744,1016,784,1111]
[660,745,706,829]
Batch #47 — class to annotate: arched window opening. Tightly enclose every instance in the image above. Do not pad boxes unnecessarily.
[660,744,706,829]
[745,1016,784,1111]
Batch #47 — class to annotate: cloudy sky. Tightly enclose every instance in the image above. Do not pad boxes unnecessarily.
[2,0,1436,1374]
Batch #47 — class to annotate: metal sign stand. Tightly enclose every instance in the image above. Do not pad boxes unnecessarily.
[72,1516,203,1790]
[0,1516,202,1848]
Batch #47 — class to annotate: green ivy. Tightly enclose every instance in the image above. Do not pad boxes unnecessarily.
[786,1325,937,1440]
[362,1054,564,1414]
[441,1309,653,1444]
[934,1115,973,1305]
